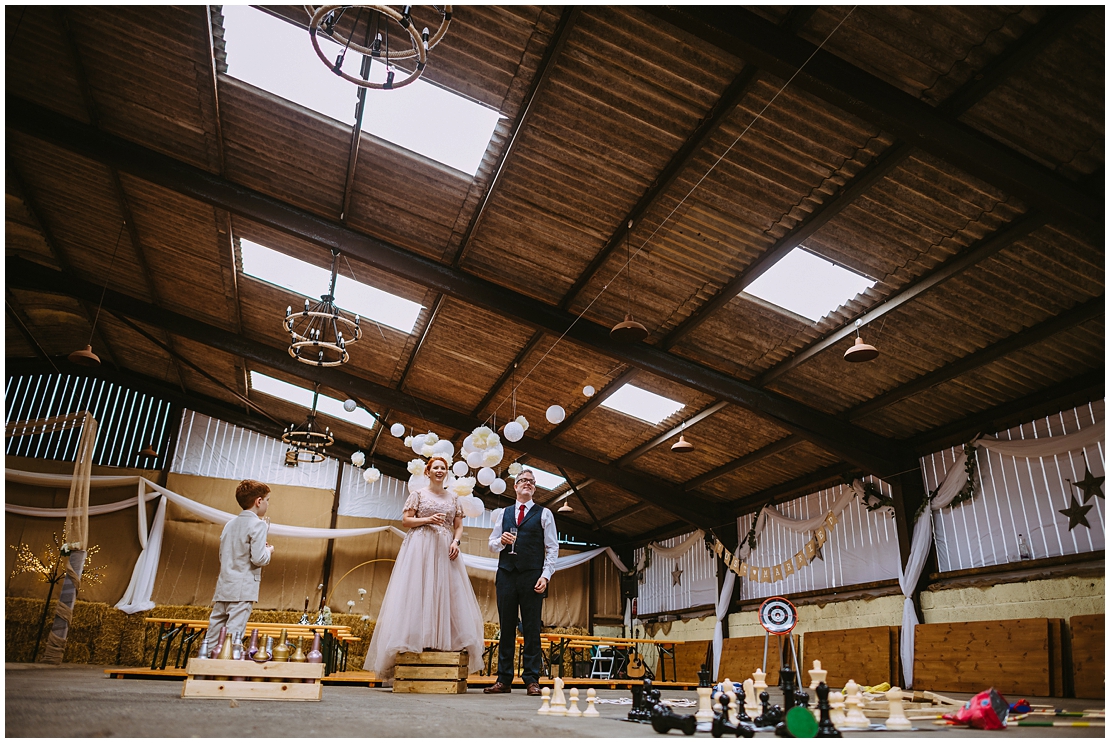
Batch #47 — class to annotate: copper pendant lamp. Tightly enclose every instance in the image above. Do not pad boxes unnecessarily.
[610,221,648,343]
[844,320,879,363]
[137,444,159,458]
[68,345,101,367]
[671,434,695,453]
[557,501,574,513]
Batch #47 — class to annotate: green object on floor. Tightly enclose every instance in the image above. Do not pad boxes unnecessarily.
[786,706,818,737]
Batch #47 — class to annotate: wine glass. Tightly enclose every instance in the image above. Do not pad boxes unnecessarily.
[508,527,518,555]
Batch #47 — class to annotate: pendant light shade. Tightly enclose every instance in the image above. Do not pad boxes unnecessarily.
[138,444,159,458]
[557,502,574,513]
[68,345,101,367]
[610,314,648,343]
[671,434,695,453]
[843,336,879,363]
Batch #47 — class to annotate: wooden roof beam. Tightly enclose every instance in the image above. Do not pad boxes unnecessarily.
[6,96,912,477]
[641,6,1102,233]
[9,257,723,532]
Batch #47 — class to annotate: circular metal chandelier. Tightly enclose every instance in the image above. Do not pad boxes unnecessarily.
[284,250,362,367]
[282,385,335,466]
[308,5,452,90]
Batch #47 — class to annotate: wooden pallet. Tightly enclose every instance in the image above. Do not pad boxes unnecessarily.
[394,651,467,693]
[181,658,324,701]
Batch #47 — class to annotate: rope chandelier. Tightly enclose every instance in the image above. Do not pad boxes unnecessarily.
[282,384,335,466]
[284,250,362,367]
[308,5,452,90]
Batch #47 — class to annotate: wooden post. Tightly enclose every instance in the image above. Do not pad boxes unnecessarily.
[318,463,344,608]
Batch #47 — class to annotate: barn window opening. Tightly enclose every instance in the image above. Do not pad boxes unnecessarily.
[601,384,685,425]
[250,371,376,430]
[742,247,876,322]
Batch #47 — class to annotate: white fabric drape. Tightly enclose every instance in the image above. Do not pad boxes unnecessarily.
[5,471,142,488]
[735,484,861,562]
[648,530,704,559]
[898,422,1104,687]
[6,469,627,612]
[711,569,736,680]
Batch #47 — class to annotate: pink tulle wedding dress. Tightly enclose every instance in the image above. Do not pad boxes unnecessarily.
[363,488,485,679]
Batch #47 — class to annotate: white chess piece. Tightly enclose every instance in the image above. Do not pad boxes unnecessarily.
[537,687,551,715]
[743,678,760,720]
[549,677,567,716]
[884,687,912,731]
[807,660,827,692]
[583,688,599,717]
[695,687,713,723]
[752,668,767,699]
[567,688,581,717]
[844,680,869,728]
[829,690,847,728]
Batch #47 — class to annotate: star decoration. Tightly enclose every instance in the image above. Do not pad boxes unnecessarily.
[1068,466,1104,503]
[671,565,683,586]
[812,532,824,562]
[1059,495,1094,531]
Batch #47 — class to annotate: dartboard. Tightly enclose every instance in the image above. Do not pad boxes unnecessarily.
[759,596,797,635]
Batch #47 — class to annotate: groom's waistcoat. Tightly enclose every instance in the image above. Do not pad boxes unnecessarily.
[498,504,545,572]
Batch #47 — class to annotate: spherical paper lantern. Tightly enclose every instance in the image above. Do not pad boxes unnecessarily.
[490,478,506,495]
[466,450,484,468]
[477,467,496,487]
[343,398,357,412]
[432,439,454,458]
[390,422,405,438]
[503,421,524,442]
[407,474,429,494]
[451,460,469,477]
[583,385,595,397]
[546,405,566,424]
[411,434,427,453]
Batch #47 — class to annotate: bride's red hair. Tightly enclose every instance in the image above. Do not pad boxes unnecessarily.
[426,455,450,473]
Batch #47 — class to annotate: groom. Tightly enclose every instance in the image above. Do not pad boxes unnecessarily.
[484,469,559,695]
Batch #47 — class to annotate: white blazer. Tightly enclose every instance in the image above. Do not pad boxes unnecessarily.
[212,511,271,602]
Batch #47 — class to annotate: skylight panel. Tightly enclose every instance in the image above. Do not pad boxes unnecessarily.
[222,5,502,176]
[522,465,566,491]
[742,248,875,323]
[250,371,376,430]
[240,239,423,334]
[600,385,686,425]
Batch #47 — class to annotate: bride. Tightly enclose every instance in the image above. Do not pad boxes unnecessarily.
[363,456,485,679]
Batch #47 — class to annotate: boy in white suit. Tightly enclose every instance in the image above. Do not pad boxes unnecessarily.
[205,479,274,648]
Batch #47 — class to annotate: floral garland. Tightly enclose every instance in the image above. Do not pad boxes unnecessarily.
[915,442,978,522]
[859,481,894,516]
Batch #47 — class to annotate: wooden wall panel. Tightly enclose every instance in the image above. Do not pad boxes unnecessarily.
[1070,614,1105,699]
[913,619,1065,697]
[801,627,898,689]
[718,635,782,685]
[673,640,712,684]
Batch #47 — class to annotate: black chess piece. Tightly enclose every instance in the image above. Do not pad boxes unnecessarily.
[710,691,757,739]
[794,689,810,710]
[650,699,697,736]
[756,690,782,727]
[775,663,797,737]
[736,684,751,723]
[815,682,842,738]
[628,678,659,723]
[698,664,713,688]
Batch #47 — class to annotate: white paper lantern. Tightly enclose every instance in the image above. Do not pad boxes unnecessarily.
[390,422,405,437]
[546,405,566,424]
[432,439,454,458]
[343,398,357,412]
[411,434,427,453]
[489,478,506,495]
[462,434,477,453]
[452,460,469,477]
[477,467,496,486]
[407,473,429,493]
[482,445,503,467]
[466,450,484,468]
[458,494,485,518]
[583,385,595,397]
[504,421,524,442]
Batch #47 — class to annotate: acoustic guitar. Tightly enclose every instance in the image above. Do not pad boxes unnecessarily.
[627,629,646,679]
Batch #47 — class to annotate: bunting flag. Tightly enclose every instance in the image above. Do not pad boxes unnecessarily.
[706,511,841,584]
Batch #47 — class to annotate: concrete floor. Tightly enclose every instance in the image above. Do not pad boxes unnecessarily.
[5,664,1104,738]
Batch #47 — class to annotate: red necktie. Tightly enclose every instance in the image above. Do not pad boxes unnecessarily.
[517,504,525,525]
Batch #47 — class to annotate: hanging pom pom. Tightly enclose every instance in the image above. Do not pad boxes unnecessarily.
[350,451,366,468]
[363,466,380,484]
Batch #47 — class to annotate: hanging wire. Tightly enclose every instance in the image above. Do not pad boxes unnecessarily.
[88,222,128,344]
[483,7,859,425]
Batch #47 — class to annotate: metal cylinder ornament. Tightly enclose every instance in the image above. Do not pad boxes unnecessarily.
[306,631,323,663]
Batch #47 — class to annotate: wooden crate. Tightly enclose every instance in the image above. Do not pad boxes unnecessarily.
[1070,614,1104,699]
[801,626,899,689]
[718,635,782,685]
[393,651,468,693]
[181,658,323,701]
[913,618,1065,697]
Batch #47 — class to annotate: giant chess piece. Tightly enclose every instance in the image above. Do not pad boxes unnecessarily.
[583,688,599,718]
[537,687,551,715]
[567,688,582,717]
[884,687,912,731]
[828,691,847,728]
[550,677,568,716]
[756,690,783,728]
[815,682,842,738]
[743,678,760,721]
[775,661,797,736]
[843,680,869,729]
[696,686,714,725]
[735,682,751,724]
[650,696,697,736]
[710,690,757,739]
